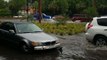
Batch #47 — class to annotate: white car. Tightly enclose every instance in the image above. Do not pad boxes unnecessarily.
[85,16,107,46]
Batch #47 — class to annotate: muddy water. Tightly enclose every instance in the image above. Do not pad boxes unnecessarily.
[0,43,60,60]
[85,50,107,60]
[0,33,107,60]
[85,43,107,60]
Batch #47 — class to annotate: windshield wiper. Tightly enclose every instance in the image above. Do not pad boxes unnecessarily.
[20,31,42,33]
[33,31,42,33]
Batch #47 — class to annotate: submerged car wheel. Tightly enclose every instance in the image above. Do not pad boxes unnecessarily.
[21,44,30,53]
[94,36,107,46]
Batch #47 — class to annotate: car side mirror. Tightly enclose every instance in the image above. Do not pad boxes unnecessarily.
[9,30,15,34]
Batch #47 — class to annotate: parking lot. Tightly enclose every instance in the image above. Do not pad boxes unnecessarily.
[0,33,107,60]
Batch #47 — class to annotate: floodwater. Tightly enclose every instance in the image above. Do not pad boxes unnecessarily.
[0,33,107,60]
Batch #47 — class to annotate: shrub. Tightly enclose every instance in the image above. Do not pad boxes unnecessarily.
[0,8,11,16]
[83,7,99,17]
[34,22,85,35]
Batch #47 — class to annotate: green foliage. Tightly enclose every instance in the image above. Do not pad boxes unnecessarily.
[75,0,87,12]
[96,0,107,15]
[41,0,107,16]
[96,0,107,8]
[83,7,99,17]
[55,17,70,25]
[34,22,85,36]
[32,1,38,9]
[0,0,11,16]
[0,0,107,17]
[9,0,26,16]
[48,0,68,15]
[0,8,11,16]
[42,0,53,14]
[0,0,7,9]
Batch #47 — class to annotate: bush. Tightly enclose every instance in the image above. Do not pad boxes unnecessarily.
[83,7,99,17]
[33,22,85,36]
[0,8,11,16]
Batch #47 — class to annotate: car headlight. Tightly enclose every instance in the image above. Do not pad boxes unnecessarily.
[31,41,41,46]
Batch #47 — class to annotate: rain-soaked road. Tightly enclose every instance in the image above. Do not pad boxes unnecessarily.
[0,33,107,60]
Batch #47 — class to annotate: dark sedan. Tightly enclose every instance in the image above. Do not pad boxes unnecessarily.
[0,22,61,52]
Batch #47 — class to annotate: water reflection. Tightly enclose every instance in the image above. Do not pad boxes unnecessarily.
[0,44,60,60]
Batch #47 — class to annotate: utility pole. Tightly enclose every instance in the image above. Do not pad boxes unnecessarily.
[38,0,42,23]
[26,0,29,21]
[92,0,96,9]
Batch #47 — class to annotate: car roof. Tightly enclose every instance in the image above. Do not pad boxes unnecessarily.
[1,21,32,24]
[100,16,107,18]
[0,19,33,23]
[93,16,107,20]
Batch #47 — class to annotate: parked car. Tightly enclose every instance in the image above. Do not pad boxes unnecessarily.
[42,13,52,19]
[33,13,52,20]
[43,19,56,23]
[85,16,107,46]
[72,14,92,22]
[0,22,61,52]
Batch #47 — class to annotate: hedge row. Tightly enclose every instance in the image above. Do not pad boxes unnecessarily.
[34,22,85,35]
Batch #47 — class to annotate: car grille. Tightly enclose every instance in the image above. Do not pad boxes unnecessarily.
[42,41,56,46]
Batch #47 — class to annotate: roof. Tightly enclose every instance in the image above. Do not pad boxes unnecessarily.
[93,16,107,20]
[100,16,107,18]
[0,20,32,24]
[0,19,27,23]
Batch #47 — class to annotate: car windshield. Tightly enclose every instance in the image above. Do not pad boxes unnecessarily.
[15,23,42,33]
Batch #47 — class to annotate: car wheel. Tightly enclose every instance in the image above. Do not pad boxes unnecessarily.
[21,44,30,53]
[57,47,63,54]
[94,36,107,46]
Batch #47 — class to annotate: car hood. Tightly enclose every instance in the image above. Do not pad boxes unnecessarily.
[17,32,57,42]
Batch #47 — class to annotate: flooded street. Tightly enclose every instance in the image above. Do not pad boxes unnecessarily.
[0,33,107,60]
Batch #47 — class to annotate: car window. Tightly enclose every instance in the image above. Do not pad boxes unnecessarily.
[0,22,16,32]
[97,18,107,26]
[0,23,7,30]
[15,23,42,33]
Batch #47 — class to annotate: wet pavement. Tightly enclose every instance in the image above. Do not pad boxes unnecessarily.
[0,33,107,60]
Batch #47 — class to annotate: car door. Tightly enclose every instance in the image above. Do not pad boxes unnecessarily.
[0,22,21,46]
[97,18,107,36]
[0,29,10,41]
[0,23,11,41]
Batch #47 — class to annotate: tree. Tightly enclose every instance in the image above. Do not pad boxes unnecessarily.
[66,0,76,16]
[0,8,11,16]
[48,0,69,15]
[96,0,107,15]
[0,0,6,9]
[0,0,11,16]
[32,1,38,9]
[4,0,107,17]
[9,0,26,16]
[83,7,98,16]
[42,0,53,15]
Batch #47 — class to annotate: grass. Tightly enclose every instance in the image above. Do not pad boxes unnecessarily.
[33,22,85,36]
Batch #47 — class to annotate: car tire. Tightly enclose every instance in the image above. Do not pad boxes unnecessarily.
[94,36,107,46]
[21,44,31,53]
